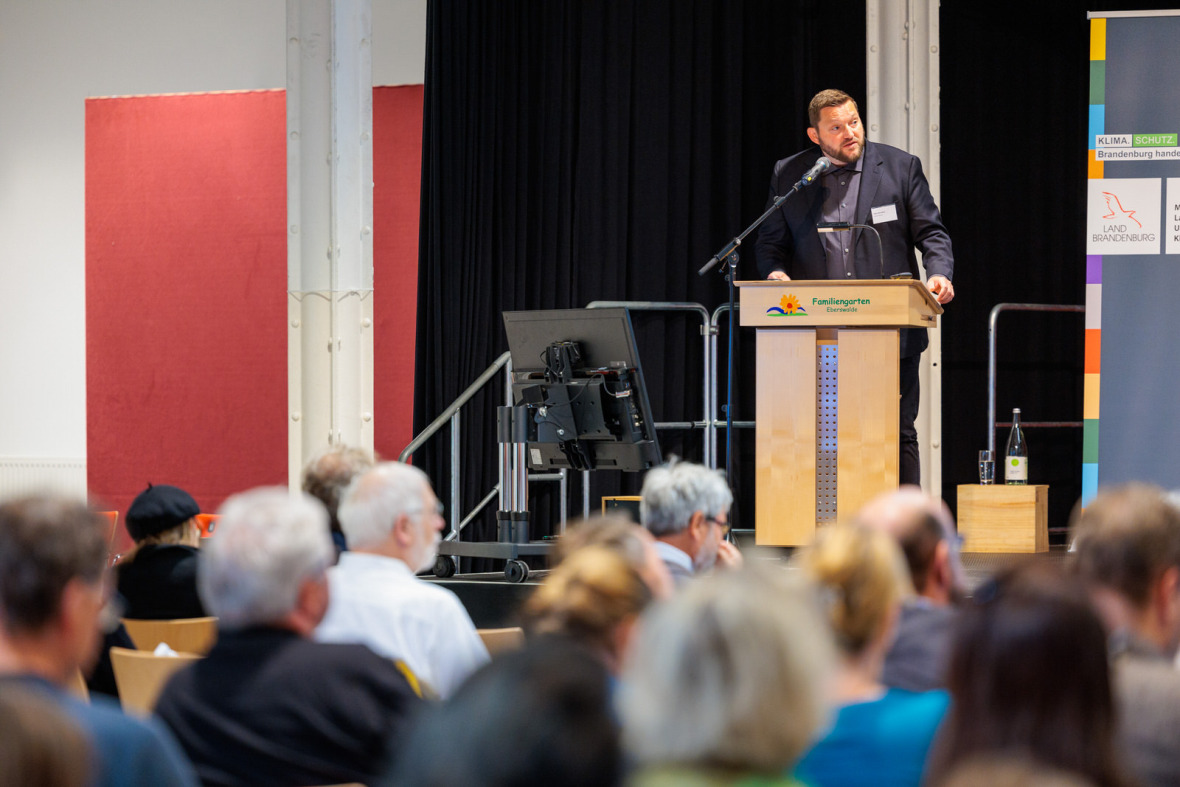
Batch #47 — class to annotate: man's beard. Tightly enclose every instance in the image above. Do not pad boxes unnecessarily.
[822,138,864,165]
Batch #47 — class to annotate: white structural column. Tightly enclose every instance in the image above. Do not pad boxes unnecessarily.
[866,0,943,498]
[287,0,375,487]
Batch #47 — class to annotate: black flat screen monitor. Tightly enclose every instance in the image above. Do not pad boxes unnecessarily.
[502,308,662,472]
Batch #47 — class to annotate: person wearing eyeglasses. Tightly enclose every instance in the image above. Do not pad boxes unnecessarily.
[314,461,489,699]
[640,459,742,590]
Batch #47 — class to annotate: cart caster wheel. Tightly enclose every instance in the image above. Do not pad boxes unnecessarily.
[433,555,456,578]
[505,559,530,583]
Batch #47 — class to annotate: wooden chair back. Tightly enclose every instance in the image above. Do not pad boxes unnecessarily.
[109,646,201,715]
[477,626,525,655]
[121,616,218,655]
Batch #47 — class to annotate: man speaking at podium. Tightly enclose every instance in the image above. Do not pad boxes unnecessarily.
[754,89,955,487]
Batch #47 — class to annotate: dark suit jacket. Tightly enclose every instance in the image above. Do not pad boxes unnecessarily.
[155,627,421,787]
[754,141,954,358]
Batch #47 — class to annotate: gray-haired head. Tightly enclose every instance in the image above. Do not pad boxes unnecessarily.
[640,459,733,537]
[301,445,375,535]
[198,487,333,630]
[619,566,834,772]
[337,462,433,549]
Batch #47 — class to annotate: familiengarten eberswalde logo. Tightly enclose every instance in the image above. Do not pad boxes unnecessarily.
[766,294,806,317]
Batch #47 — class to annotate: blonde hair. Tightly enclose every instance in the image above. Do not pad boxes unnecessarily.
[522,546,651,656]
[793,523,912,654]
[135,517,197,547]
[553,515,647,568]
[620,566,834,773]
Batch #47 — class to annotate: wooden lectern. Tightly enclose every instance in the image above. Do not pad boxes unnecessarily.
[737,279,943,546]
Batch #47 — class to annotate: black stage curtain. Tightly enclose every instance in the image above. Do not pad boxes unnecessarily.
[416,0,1180,557]
[939,0,1180,535]
[415,0,865,560]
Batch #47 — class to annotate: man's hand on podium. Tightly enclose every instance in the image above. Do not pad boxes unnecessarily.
[927,274,954,304]
[767,271,790,281]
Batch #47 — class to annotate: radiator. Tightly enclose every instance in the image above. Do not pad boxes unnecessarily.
[0,457,88,500]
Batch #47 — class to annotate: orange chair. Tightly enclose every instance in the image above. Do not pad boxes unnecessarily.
[97,511,120,564]
[195,513,219,538]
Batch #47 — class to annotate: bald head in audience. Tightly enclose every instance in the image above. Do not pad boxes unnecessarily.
[854,486,964,693]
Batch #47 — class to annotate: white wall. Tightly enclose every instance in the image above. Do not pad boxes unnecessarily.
[0,0,425,464]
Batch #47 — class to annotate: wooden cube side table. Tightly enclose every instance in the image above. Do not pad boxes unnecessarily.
[956,484,1049,553]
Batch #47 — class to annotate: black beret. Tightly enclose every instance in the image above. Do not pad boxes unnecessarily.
[126,484,200,542]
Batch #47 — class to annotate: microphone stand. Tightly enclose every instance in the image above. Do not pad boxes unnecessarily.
[815,221,909,280]
[698,187,808,489]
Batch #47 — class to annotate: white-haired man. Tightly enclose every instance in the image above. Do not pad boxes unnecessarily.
[315,462,489,698]
[154,488,420,787]
[640,459,741,588]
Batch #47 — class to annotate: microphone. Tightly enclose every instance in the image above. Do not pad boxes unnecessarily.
[791,157,831,192]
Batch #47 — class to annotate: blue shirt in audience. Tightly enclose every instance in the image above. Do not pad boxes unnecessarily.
[4,674,198,787]
[793,687,949,787]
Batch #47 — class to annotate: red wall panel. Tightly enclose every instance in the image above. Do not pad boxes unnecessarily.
[86,87,423,543]
[373,85,424,459]
[86,90,289,537]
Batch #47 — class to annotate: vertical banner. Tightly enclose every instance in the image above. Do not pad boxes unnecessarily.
[1086,11,1180,502]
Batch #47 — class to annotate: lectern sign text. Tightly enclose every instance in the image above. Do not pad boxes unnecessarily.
[738,279,938,329]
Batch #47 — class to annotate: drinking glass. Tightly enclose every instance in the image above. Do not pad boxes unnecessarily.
[979,450,995,485]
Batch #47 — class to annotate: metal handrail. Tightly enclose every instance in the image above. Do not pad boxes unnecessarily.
[710,303,757,470]
[986,304,1085,456]
[399,350,512,544]
[399,351,512,462]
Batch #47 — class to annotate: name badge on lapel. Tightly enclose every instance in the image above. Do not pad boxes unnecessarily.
[871,204,898,224]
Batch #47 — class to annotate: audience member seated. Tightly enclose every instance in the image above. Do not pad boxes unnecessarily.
[792,522,948,787]
[926,561,1130,787]
[116,483,205,619]
[555,514,675,601]
[1071,483,1180,787]
[856,486,965,692]
[522,545,653,675]
[0,684,92,787]
[154,487,421,787]
[387,637,622,787]
[640,459,740,588]
[301,444,375,557]
[619,566,834,787]
[0,495,197,787]
[314,462,489,698]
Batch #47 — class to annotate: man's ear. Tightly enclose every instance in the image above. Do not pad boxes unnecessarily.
[59,579,91,641]
[807,126,820,146]
[687,511,708,545]
[391,514,413,548]
[929,540,951,593]
[1154,565,1180,624]
[296,575,330,629]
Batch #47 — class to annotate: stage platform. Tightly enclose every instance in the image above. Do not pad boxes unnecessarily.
[425,547,1073,629]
